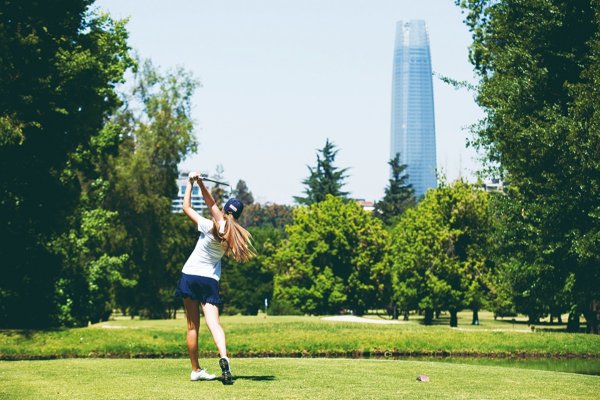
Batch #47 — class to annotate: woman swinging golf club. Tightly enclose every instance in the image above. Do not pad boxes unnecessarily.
[176,171,254,383]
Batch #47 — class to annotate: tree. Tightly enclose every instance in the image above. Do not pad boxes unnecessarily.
[106,58,198,318]
[209,164,227,208]
[269,195,389,315]
[294,139,349,205]
[232,179,254,205]
[388,180,493,327]
[219,226,282,315]
[0,1,133,327]
[238,203,294,230]
[457,0,600,333]
[374,153,415,225]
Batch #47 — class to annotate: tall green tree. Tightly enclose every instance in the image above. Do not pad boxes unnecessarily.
[209,164,227,208]
[294,139,349,205]
[388,181,493,327]
[107,58,198,318]
[0,1,133,327]
[374,153,415,225]
[232,179,254,205]
[457,0,600,333]
[269,195,389,315]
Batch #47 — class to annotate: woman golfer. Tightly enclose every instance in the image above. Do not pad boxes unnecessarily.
[176,171,254,383]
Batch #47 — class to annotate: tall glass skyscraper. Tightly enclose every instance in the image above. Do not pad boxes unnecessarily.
[390,20,437,198]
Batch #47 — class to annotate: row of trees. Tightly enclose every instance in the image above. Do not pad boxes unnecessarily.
[241,140,494,328]
[221,2,600,334]
[223,134,596,333]
[1,0,597,334]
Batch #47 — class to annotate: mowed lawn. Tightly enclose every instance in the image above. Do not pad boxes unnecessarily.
[1,312,599,359]
[1,358,599,400]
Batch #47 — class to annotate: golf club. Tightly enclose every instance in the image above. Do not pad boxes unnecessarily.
[198,174,230,187]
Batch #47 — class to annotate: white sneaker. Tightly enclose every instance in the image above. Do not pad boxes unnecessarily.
[190,368,216,381]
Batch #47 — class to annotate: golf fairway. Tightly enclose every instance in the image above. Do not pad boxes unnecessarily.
[1,358,598,399]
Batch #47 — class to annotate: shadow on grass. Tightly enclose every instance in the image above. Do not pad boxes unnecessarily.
[0,328,65,339]
[494,319,587,334]
[217,375,276,385]
[232,375,276,381]
[418,317,451,326]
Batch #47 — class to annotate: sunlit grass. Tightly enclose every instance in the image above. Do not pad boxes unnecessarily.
[0,358,598,400]
[1,311,598,359]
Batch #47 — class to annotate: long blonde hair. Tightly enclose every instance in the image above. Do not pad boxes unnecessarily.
[212,214,255,262]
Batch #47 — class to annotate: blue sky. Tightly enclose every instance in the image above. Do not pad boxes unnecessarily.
[96,0,484,204]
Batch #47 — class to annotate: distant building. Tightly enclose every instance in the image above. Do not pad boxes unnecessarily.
[390,20,437,198]
[481,178,506,193]
[171,171,208,213]
[355,199,375,212]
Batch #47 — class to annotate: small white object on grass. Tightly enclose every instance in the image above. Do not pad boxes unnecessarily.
[416,375,430,382]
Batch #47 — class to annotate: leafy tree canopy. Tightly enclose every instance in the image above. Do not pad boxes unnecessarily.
[269,195,389,315]
[457,0,600,333]
[388,180,493,327]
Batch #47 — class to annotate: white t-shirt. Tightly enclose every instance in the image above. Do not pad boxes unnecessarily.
[181,217,225,280]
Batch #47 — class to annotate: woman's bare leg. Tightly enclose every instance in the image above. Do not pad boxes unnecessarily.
[201,302,227,358]
[183,298,201,371]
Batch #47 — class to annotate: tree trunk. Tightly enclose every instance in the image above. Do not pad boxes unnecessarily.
[558,314,563,324]
[567,311,580,332]
[403,310,409,321]
[435,310,441,319]
[392,303,398,320]
[585,300,600,334]
[450,309,458,328]
[471,309,480,325]
[550,315,554,325]
[424,308,434,325]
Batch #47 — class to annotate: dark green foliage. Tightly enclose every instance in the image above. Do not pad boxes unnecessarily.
[220,227,282,315]
[106,58,198,318]
[374,153,415,225]
[294,139,349,205]
[220,197,293,315]
[232,179,254,205]
[0,0,133,327]
[238,203,294,230]
[270,195,389,315]
[457,0,600,332]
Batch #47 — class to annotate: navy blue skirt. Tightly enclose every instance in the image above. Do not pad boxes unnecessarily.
[175,273,222,305]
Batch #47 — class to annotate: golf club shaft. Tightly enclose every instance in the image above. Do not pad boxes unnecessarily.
[200,177,230,186]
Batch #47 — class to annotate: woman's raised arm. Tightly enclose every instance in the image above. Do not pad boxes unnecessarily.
[197,176,224,222]
[182,172,201,225]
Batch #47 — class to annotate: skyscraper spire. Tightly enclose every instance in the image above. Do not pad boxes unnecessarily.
[390,20,437,198]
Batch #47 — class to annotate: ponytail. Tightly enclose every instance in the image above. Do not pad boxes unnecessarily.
[212,214,255,262]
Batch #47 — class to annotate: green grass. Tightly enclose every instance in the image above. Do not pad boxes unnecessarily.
[1,358,598,400]
[1,311,598,359]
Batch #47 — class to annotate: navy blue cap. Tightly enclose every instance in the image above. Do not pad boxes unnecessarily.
[224,198,244,219]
